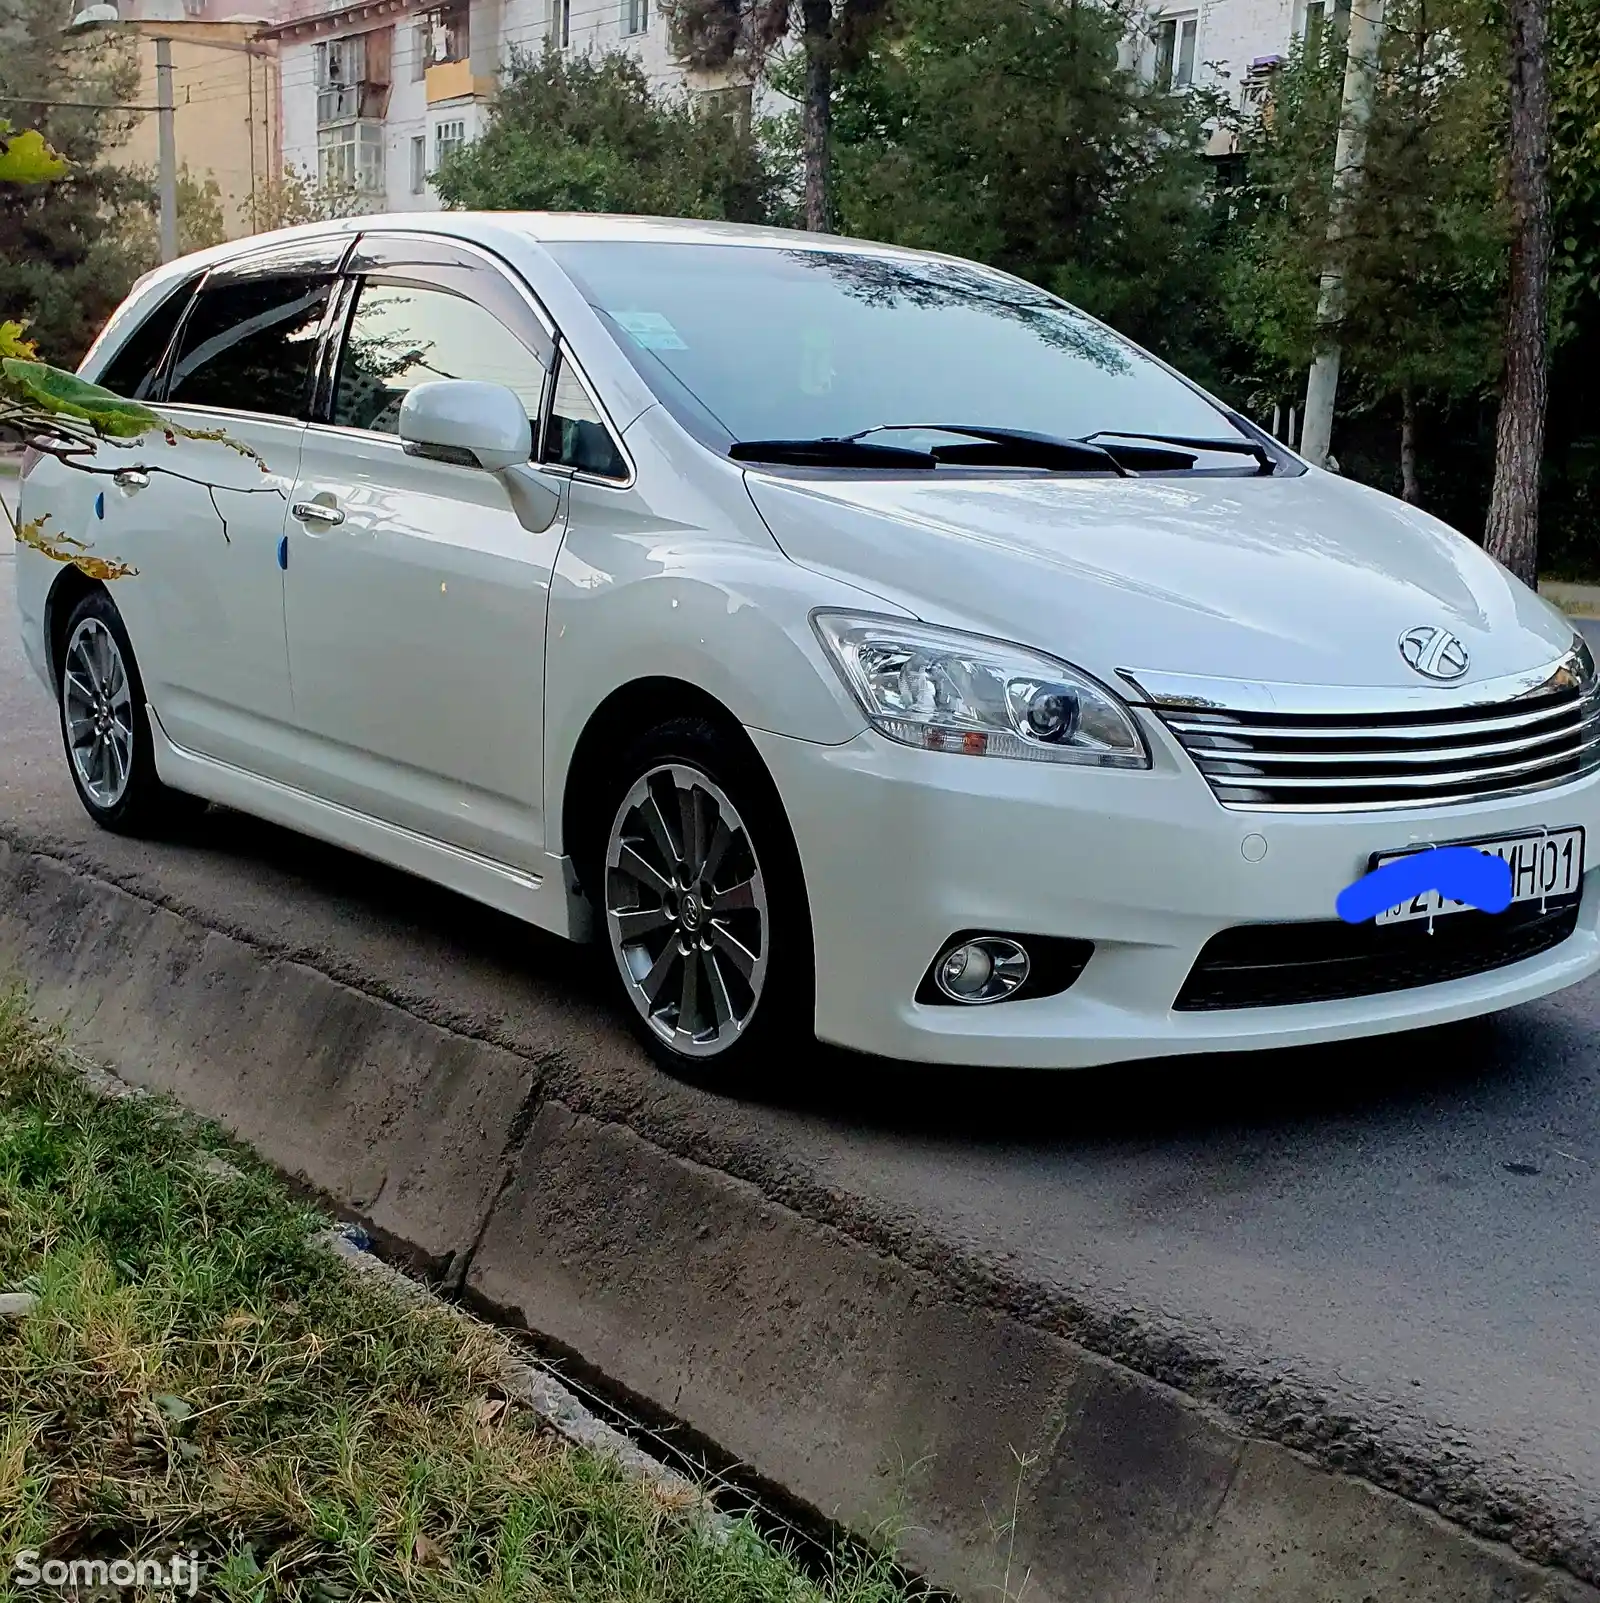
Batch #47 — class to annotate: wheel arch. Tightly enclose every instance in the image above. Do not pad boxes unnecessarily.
[44,567,109,689]
[560,677,782,898]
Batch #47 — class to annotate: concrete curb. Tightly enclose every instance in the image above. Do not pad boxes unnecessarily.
[2,838,1595,1603]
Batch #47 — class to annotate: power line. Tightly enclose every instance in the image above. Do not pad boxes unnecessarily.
[0,93,160,110]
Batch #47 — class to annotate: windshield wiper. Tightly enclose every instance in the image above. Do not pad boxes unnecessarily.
[847,423,1130,476]
[729,438,939,469]
[1079,430,1277,475]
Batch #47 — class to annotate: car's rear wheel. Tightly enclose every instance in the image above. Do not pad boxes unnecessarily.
[58,590,201,836]
[597,717,813,1082]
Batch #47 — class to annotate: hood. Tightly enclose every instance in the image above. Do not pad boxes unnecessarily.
[744,468,1577,696]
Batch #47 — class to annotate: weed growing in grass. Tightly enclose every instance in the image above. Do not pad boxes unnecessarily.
[0,996,929,1603]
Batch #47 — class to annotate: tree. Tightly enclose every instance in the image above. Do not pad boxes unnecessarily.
[1540,0,1600,575]
[813,0,1228,372]
[0,0,154,367]
[118,165,228,265]
[433,44,781,223]
[1484,0,1552,581]
[1221,0,1507,504]
[662,0,894,230]
[2,128,260,581]
[1550,0,1599,308]
[247,164,366,233]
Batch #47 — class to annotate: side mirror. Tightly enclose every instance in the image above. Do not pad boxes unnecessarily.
[399,380,532,473]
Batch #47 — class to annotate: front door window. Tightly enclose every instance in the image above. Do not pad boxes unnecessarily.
[332,278,548,437]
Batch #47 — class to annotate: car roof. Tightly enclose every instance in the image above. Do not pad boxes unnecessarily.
[123,211,959,302]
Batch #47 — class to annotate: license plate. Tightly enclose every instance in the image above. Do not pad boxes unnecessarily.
[1373,828,1585,925]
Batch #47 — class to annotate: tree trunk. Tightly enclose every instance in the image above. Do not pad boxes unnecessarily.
[801,0,833,232]
[1400,384,1420,504]
[1484,0,1551,586]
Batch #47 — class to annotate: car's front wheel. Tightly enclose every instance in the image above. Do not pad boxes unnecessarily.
[597,717,813,1082]
[58,590,200,836]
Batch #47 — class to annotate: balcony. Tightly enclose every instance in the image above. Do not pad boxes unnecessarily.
[424,57,494,103]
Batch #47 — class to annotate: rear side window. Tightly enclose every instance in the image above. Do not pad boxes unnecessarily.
[95,279,198,400]
[166,274,332,418]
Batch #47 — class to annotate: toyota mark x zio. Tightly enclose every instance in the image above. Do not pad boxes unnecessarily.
[16,213,1600,1079]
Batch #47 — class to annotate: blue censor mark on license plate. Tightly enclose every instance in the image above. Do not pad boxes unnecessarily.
[1337,846,1512,924]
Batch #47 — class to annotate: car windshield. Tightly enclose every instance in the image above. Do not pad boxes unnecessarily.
[543,240,1256,465]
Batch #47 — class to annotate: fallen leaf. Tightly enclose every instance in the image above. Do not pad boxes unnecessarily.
[412,1533,449,1569]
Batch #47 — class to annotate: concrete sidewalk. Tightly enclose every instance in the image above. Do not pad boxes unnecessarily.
[1541,579,1600,617]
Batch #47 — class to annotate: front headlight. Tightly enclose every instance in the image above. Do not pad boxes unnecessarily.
[812,612,1150,768]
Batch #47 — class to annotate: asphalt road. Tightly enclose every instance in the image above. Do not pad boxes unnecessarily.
[5,493,1600,1577]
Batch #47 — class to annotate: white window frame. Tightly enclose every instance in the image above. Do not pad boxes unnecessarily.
[622,0,648,35]
[1152,12,1199,90]
[434,117,467,168]
[409,134,427,194]
[317,119,385,194]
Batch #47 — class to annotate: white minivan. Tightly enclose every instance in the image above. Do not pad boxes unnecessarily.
[17,212,1600,1079]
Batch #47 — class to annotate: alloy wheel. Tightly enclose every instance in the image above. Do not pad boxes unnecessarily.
[604,762,769,1059]
[63,617,135,810]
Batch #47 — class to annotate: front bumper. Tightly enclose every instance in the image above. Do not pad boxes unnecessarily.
[749,722,1600,1068]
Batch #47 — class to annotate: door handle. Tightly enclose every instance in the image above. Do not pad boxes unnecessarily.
[114,468,149,490]
[292,500,345,526]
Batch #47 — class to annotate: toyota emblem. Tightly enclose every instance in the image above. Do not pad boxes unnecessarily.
[1399,625,1470,681]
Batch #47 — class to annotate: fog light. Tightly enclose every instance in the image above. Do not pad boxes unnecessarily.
[933,937,1030,1004]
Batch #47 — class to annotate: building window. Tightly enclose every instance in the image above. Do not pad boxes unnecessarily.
[316,29,391,195]
[434,118,467,167]
[1303,0,1351,51]
[623,0,647,35]
[318,119,385,194]
[410,135,427,194]
[560,0,571,47]
[412,21,428,79]
[315,34,366,124]
[421,1,469,66]
[701,83,752,135]
[1153,14,1198,90]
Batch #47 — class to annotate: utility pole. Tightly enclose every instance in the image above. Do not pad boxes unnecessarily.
[1299,0,1387,468]
[154,35,178,263]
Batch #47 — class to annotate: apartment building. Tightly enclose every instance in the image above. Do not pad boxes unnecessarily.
[1138,0,1351,148]
[100,0,285,237]
[266,0,696,215]
[264,0,1337,219]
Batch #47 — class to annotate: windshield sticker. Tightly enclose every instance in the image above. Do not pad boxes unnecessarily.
[799,328,835,395]
[613,311,688,351]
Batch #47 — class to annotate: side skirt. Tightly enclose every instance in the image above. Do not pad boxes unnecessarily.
[148,707,595,943]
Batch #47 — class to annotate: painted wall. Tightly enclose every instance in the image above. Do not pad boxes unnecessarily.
[111,17,282,237]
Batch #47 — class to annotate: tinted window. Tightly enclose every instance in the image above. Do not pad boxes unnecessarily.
[545,358,627,479]
[96,279,198,400]
[166,275,331,417]
[332,277,548,435]
[544,241,1249,454]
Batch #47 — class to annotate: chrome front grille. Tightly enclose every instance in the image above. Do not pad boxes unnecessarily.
[1140,659,1600,812]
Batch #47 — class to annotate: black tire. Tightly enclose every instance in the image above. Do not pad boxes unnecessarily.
[590,715,814,1084]
[57,589,203,837]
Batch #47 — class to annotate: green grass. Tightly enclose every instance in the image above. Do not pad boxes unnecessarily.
[0,997,928,1603]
